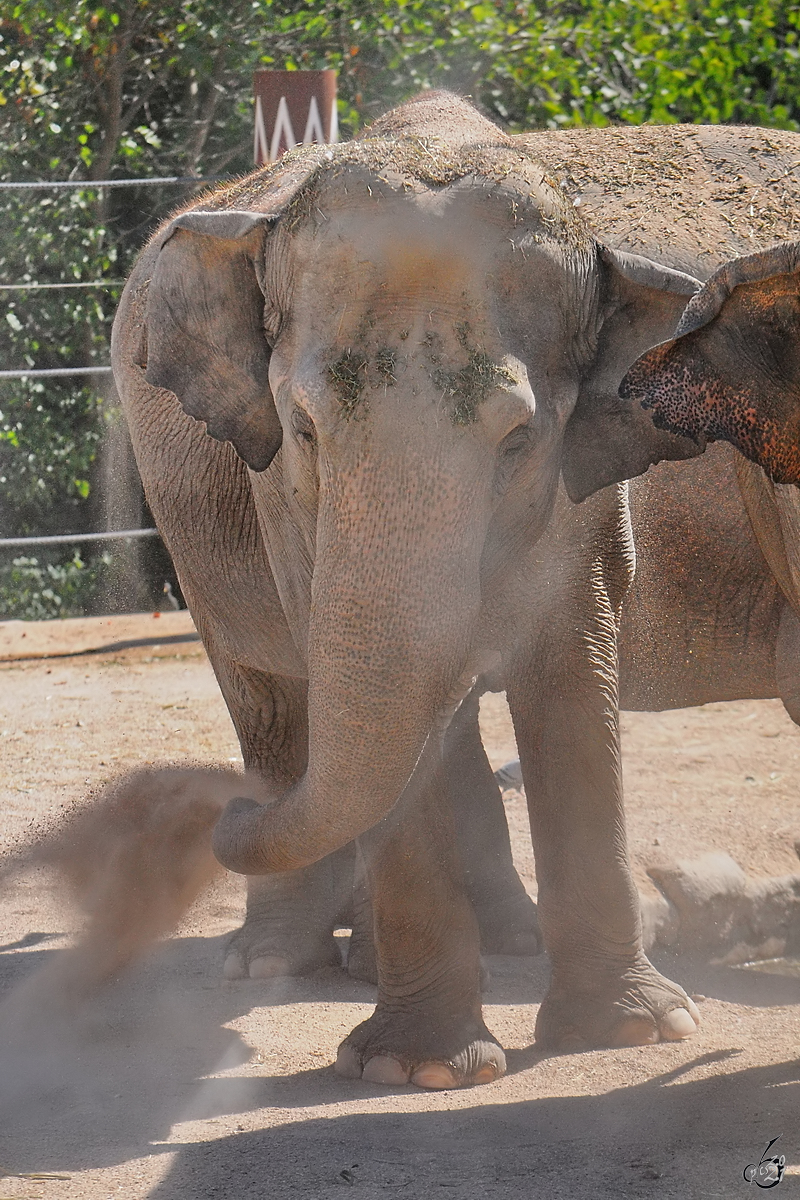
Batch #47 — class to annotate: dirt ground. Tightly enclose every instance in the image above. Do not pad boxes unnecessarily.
[0,617,798,1199]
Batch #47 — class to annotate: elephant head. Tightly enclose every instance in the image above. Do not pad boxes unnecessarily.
[128,91,703,875]
[619,240,800,485]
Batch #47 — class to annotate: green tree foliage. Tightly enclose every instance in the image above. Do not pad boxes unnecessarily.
[0,550,110,619]
[1,0,800,615]
[479,0,800,129]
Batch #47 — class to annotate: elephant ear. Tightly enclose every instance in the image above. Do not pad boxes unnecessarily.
[561,245,704,503]
[619,241,800,486]
[142,209,281,472]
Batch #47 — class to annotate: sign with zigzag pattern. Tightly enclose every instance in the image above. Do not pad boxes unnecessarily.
[253,70,338,165]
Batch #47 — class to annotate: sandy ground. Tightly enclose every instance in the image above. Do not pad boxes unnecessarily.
[0,618,798,1199]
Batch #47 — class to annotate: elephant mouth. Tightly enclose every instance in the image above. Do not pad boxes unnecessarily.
[433,650,502,738]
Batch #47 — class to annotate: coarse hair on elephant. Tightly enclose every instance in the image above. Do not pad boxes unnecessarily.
[110,90,704,1089]
[620,241,800,487]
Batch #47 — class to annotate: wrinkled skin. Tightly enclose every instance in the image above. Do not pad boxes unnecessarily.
[620,241,800,489]
[112,93,704,1088]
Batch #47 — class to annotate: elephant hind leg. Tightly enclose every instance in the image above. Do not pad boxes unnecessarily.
[446,690,541,956]
[224,850,352,981]
[209,656,350,980]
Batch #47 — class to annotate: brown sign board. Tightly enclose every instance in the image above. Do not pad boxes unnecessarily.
[254,69,338,164]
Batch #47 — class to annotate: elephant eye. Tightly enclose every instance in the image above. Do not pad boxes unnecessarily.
[291,407,317,446]
[493,424,533,494]
[497,423,532,465]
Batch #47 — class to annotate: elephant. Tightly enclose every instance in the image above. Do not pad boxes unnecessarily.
[476,125,800,734]
[112,90,709,1089]
[486,125,800,949]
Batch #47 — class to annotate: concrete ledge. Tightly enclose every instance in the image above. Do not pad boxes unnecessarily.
[0,611,200,661]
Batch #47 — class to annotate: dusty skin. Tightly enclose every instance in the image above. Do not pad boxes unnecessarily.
[0,617,798,1199]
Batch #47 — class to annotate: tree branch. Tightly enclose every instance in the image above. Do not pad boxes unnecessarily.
[119,74,162,135]
[184,47,229,174]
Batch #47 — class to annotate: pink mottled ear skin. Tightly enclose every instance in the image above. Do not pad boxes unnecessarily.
[621,304,800,488]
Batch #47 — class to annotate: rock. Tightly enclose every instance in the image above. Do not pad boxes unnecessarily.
[640,890,679,951]
[645,850,800,960]
[493,759,524,791]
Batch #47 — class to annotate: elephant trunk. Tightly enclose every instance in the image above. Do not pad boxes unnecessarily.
[211,451,488,874]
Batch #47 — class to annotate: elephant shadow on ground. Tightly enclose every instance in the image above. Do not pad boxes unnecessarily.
[0,929,380,1177]
[1,931,798,1194]
[147,1054,800,1200]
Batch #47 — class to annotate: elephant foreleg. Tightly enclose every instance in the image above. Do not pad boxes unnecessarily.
[347,689,542,984]
[335,739,506,1088]
[507,490,699,1049]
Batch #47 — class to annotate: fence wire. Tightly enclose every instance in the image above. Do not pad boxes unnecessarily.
[0,281,125,291]
[1,174,230,549]
[0,528,160,548]
[0,366,114,379]
[0,176,225,189]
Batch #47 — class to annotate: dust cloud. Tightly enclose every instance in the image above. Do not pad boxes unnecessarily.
[0,763,268,1163]
[0,763,267,1027]
[0,764,257,1000]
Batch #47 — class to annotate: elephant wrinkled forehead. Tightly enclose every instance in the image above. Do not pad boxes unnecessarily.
[273,184,539,432]
[285,172,582,311]
[264,144,584,431]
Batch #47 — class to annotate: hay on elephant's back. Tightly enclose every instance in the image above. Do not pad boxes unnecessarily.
[519,124,800,277]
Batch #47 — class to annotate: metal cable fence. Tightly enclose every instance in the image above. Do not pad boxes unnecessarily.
[0,176,225,189]
[0,367,114,378]
[0,528,161,548]
[1,175,227,556]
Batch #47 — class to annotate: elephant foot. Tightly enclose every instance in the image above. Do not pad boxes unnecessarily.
[535,954,700,1050]
[223,920,341,980]
[473,892,542,956]
[335,1009,506,1089]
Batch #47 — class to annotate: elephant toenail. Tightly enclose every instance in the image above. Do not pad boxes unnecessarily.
[473,1063,501,1085]
[611,1018,659,1047]
[334,1045,363,1079]
[660,1006,699,1041]
[411,1063,459,1089]
[362,1056,410,1085]
[222,953,247,980]
[686,997,702,1024]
